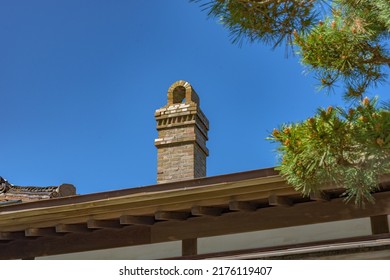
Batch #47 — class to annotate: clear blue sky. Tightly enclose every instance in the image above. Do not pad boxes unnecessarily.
[1,0,389,194]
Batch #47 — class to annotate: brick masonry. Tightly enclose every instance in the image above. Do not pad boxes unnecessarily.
[155,80,209,184]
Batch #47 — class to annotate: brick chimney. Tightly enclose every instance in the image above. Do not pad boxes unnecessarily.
[154,80,209,184]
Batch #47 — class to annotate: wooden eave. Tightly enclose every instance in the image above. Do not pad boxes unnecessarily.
[0,168,288,232]
[1,168,390,259]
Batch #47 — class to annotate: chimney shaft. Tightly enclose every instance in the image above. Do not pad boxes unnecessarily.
[154,80,209,184]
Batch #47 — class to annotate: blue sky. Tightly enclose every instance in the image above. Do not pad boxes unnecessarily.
[1,0,389,194]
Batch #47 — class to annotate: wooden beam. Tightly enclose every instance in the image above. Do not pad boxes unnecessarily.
[310,191,330,202]
[25,228,58,237]
[268,194,293,207]
[56,224,90,233]
[191,206,223,216]
[120,215,155,226]
[155,211,189,221]
[0,232,25,241]
[182,238,197,256]
[370,215,389,234]
[229,201,257,212]
[151,192,390,242]
[0,226,151,260]
[87,219,121,229]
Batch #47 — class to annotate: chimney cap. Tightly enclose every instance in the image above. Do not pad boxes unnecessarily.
[167,80,200,106]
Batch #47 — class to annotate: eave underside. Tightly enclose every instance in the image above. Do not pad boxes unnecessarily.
[1,169,390,259]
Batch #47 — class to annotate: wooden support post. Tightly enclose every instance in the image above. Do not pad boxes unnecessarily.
[370,215,389,234]
[182,238,197,256]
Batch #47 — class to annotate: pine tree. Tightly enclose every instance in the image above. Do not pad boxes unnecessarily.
[269,98,390,206]
[193,0,390,205]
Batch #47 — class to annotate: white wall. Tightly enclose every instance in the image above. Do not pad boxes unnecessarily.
[37,241,181,260]
[198,218,371,254]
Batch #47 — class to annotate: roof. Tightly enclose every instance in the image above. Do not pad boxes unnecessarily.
[0,176,76,205]
[1,168,390,259]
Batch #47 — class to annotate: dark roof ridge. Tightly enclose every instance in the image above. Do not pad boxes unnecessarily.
[0,176,76,202]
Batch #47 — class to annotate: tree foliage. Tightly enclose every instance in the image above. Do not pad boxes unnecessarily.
[193,0,390,205]
[269,97,390,206]
[295,2,390,99]
[195,0,390,98]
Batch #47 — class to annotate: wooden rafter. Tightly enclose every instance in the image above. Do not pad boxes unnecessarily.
[268,194,293,207]
[56,223,91,233]
[87,219,121,229]
[120,215,155,225]
[310,191,331,202]
[229,201,257,212]
[25,227,58,237]
[191,206,223,216]
[155,211,189,221]
[0,231,25,241]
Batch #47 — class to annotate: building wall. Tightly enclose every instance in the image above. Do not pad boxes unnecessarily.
[37,241,182,260]
[157,142,196,182]
[198,218,371,254]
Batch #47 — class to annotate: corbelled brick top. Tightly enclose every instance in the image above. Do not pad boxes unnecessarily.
[154,102,209,143]
[0,176,76,204]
